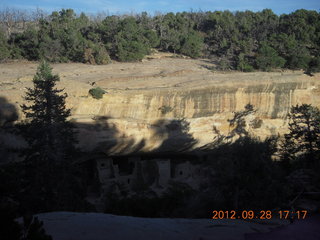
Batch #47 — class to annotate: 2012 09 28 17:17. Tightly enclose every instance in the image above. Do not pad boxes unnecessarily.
[212,210,308,220]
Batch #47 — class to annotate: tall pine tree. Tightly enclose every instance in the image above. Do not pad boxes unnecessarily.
[20,62,79,212]
[21,61,76,163]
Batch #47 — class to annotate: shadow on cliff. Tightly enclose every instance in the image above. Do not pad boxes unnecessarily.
[75,117,197,157]
[150,118,198,154]
[74,115,146,157]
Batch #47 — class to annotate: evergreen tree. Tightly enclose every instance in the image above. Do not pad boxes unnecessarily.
[179,31,203,58]
[280,104,320,167]
[115,17,150,62]
[1,8,320,69]
[208,104,283,210]
[306,56,320,75]
[12,27,40,61]
[256,43,286,71]
[236,53,254,72]
[21,61,76,163]
[19,62,83,213]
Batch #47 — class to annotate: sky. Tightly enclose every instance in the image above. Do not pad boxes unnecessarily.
[0,0,319,15]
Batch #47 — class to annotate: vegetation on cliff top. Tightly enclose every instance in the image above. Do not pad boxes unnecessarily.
[0,8,320,73]
[89,87,106,99]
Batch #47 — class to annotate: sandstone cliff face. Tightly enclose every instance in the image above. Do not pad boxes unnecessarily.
[1,60,319,153]
[71,72,320,153]
[75,81,318,120]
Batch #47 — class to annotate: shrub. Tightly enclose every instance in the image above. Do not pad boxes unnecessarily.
[116,38,149,62]
[94,45,112,65]
[89,87,106,99]
[306,56,320,75]
[179,31,203,58]
[114,17,150,62]
[217,58,231,70]
[237,53,254,72]
[144,29,160,48]
[238,62,254,72]
[256,43,286,71]
[83,48,96,64]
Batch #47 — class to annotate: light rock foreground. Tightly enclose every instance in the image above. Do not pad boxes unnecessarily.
[26,212,320,240]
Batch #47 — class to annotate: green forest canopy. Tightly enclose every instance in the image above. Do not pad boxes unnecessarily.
[0,8,320,72]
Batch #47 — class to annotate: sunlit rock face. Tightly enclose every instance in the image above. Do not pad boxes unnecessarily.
[72,72,320,153]
[1,60,319,154]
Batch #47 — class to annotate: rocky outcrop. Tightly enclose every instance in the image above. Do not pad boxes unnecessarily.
[72,72,320,153]
[1,60,319,153]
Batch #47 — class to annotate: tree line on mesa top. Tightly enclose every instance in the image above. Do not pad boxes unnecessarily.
[0,8,320,73]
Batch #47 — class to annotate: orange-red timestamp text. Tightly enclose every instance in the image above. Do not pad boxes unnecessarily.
[212,210,308,220]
